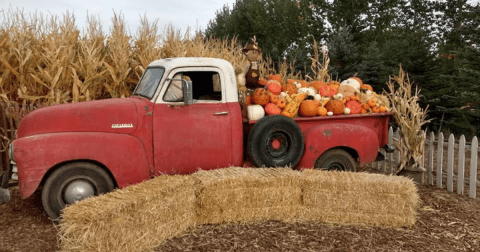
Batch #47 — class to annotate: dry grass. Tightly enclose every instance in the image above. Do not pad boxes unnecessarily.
[386,66,431,174]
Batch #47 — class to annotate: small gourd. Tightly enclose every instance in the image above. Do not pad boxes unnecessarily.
[247,105,265,121]
[344,107,351,115]
[276,98,287,109]
[317,106,328,116]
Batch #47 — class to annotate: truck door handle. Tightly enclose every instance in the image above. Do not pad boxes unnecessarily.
[214,111,229,116]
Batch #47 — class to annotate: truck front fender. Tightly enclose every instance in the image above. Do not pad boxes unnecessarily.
[298,122,380,168]
[13,132,151,199]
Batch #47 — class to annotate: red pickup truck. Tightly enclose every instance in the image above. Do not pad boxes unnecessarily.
[2,57,393,219]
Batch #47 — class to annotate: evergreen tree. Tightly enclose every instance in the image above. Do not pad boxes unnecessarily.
[327,27,361,81]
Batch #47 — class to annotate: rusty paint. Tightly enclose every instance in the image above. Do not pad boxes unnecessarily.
[308,145,318,153]
[323,130,332,137]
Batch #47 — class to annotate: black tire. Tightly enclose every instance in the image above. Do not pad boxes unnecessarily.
[247,115,304,167]
[314,149,357,172]
[41,162,114,220]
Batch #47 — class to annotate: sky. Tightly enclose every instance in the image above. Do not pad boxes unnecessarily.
[0,0,237,35]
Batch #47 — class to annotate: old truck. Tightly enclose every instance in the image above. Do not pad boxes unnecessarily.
[1,57,393,219]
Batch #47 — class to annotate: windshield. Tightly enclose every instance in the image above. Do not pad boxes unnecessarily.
[133,67,165,99]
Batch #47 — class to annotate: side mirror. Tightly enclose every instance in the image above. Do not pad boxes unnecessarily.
[183,80,193,105]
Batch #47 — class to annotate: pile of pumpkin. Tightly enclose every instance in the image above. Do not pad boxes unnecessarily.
[245,74,390,121]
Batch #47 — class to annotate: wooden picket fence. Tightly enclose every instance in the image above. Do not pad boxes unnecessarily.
[371,127,479,199]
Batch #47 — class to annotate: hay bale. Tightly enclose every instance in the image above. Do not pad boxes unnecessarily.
[193,167,302,224]
[60,175,196,252]
[299,169,420,227]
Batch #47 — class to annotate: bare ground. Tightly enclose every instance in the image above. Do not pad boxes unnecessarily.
[1,180,480,252]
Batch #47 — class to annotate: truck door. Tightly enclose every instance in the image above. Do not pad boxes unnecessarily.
[152,67,233,174]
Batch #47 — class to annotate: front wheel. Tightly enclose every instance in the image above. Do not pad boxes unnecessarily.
[314,149,357,172]
[41,162,114,220]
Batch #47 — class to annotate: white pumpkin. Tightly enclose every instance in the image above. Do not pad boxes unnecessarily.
[340,78,361,91]
[298,87,316,97]
[294,81,302,89]
[314,94,322,101]
[247,105,265,121]
[344,107,351,115]
[279,92,288,99]
[327,111,334,116]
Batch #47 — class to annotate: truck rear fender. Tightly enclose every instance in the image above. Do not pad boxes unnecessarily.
[14,132,151,199]
[298,123,379,168]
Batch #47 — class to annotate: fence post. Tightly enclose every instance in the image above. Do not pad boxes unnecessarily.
[447,134,455,192]
[457,135,466,195]
[469,137,478,199]
[427,132,434,185]
[436,132,444,188]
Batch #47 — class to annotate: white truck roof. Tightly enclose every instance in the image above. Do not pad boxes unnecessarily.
[148,57,238,102]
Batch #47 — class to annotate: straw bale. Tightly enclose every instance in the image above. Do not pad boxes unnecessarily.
[60,175,196,252]
[193,167,303,224]
[299,169,419,227]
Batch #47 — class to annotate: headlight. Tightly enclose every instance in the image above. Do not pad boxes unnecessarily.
[8,142,14,163]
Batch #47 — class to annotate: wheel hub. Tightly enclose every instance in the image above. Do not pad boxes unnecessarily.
[63,180,95,204]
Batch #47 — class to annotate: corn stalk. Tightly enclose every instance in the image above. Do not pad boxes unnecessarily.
[386,66,430,174]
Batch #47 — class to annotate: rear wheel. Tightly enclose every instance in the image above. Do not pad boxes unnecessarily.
[41,162,114,220]
[314,149,356,172]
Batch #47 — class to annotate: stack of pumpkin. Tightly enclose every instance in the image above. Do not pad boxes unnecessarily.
[246,74,390,121]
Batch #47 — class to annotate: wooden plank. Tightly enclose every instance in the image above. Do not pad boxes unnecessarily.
[436,132,444,188]
[457,135,465,195]
[388,127,394,174]
[427,132,434,186]
[469,137,478,199]
[447,134,455,192]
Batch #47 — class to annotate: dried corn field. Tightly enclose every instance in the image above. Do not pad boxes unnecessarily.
[0,9,314,109]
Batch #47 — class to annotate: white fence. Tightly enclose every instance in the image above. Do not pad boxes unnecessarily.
[371,127,479,199]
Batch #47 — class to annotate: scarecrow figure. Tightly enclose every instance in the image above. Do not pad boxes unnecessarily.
[242,36,262,90]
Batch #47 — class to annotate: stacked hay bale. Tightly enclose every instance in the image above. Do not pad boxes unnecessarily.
[59,167,420,251]
[60,175,196,252]
[193,167,302,224]
[299,169,420,227]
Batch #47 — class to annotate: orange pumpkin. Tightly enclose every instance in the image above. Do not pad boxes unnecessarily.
[246,95,251,105]
[268,74,282,82]
[362,103,370,110]
[361,84,373,91]
[299,80,309,88]
[367,99,376,108]
[371,106,380,113]
[345,100,362,114]
[379,105,387,113]
[252,88,269,105]
[328,80,341,86]
[361,108,368,114]
[317,106,328,116]
[266,80,282,95]
[310,81,327,92]
[277,98,287,109]
[325,100,345,115]
[282,83,298,94]
[264,103,282,115]
[319,85,337,97]
[299,100,320,117]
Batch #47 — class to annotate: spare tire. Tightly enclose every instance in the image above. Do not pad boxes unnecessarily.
[247,115,304,167]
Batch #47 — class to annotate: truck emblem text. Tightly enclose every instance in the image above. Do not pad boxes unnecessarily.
[111,124,133,128]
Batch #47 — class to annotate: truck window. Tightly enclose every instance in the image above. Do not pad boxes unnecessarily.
[163,71,222,102]
[133,67,165,99]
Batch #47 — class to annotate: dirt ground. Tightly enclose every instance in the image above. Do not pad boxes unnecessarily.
[1,179,480,252]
